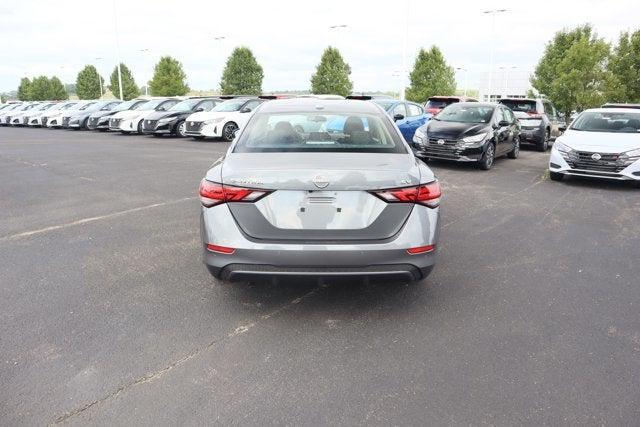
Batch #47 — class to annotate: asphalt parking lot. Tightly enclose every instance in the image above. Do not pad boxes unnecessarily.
[1,127,639,425]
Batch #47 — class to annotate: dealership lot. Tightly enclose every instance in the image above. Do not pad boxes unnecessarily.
[1,128,639,425]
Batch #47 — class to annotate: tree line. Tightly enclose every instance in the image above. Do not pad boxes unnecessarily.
[14,25,640,115]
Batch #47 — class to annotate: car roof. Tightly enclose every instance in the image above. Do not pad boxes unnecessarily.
[257,98,386,114]
[452,102,496,108]
[584,107,640,114]
[601,103,640,109]
[499,98,539,102]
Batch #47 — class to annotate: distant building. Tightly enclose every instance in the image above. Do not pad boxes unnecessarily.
[478,68,532,102]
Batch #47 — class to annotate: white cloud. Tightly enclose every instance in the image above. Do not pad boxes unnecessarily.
[1,0,637,94]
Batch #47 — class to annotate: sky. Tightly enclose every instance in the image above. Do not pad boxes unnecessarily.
[0,0,638,95]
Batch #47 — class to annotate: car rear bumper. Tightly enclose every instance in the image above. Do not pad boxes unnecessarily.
[519,127,544,143]
[201,203,440,282]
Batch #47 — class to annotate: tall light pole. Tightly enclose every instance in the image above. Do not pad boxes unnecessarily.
[94,57,103,98]
[139,48,151,96]
[112,0,124,100]
[328,24,348,50]
[499,65,517,98]
[456,67,469,97]
[482,9,507,102]
[400,0,410,100]
[213,36,227,94]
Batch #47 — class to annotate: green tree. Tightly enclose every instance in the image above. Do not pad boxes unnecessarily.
[76,65,104,99]
[531,25,613,119]
[29,76,52,100]
[0,94,6,103]
[48,77,69,100]
[310,47,353,97]
[149,56,189,96]
[17,77,32,100]
[220,47,264,95]
[405,46,456,103]
[110,63,140,100]
[609,29,640,102]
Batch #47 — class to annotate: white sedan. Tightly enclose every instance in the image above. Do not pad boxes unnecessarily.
[108,98,179,134]
[549,107,640,186]
[184,97,266,141]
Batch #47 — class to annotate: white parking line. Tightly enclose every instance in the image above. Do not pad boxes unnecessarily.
[1,197,196,241]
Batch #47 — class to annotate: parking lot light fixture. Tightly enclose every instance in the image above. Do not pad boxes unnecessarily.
[95,57,103,98]
[482,9,508,102]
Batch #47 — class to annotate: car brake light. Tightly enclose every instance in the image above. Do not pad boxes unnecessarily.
[206,244,235,254]
[527,112,542,119]
[199,180,270,207]
[407,244,435,254]
[371,181,441,208]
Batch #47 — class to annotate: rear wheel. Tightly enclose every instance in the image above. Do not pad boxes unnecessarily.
[507,137,520,159]
[222,122,238,142]
[538,129,549,151]
[478,143,495,170]
[549,171,564,181]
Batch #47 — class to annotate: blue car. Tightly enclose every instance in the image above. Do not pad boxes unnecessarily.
[372,99,432,142]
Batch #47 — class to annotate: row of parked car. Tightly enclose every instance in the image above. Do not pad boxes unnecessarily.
[2,95,639,185]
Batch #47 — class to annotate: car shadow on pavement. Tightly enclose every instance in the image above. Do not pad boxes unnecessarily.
[557,176,638,191]
[216,275,436,318]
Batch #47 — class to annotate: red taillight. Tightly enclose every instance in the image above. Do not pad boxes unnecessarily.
[372,181,441,208]
[407,244,435,255]
[206,244,235,254]
[527,112,542,119]
[199,180,270,207]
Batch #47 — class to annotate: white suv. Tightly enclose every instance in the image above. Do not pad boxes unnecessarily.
[549,107,640,186]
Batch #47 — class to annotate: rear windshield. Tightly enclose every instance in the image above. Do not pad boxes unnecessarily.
[570,111,640,133]
[435,104,494,124]
[499,100,537,113]
[234,112,406,153]
[426,98,458,109]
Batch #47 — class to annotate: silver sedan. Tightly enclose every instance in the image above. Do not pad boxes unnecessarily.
[199,98,441,282]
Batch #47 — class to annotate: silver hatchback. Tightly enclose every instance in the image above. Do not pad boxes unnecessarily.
[199,98,442,282]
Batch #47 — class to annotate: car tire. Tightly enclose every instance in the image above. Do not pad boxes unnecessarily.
[538,129,550,151]
[478,143,496,170]
[507,137,520,159]
[137,121,143,134]
[549,171,564,181]
[176,121,187,137]
[222,122,238,142]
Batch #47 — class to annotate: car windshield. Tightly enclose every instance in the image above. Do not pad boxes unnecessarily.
[100,102,120,111]
[111,100,137,111]
[138,99,165,110]
[61,103,77,110]
[500,100,537,113]
[426,98,457,109]
[130,100,151,110]
[234,112,406,153]
[212,99,248,112]
[169,99,200,111]
[435,104,494,123]
[570,111,640,133]
[38,103,54,110]
[79,102,96,110]
[373,100,396,111]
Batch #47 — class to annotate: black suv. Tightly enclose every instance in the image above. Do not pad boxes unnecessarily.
[412,102,521,170]
[498,98,563,151]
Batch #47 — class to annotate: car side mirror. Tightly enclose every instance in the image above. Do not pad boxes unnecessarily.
[194,107,204,112]
[393,113,404,122]
[157,107,165,111]
[498,120,510,127]
[241,107,251,113]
